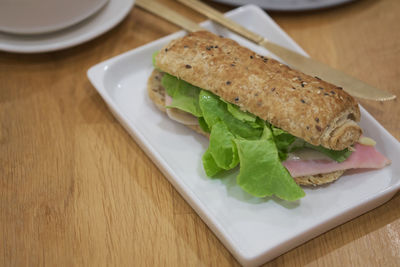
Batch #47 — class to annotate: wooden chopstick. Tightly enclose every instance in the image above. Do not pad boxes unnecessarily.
[136,0,204,32]
[177,0,264,43]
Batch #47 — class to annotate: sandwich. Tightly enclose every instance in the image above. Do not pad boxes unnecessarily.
[147,31,390,201]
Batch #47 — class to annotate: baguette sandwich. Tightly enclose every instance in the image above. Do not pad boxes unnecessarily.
[148,31,390,201]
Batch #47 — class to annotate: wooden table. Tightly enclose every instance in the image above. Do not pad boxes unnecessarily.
[1,0,399,266]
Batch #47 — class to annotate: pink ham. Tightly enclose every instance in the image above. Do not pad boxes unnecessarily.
[165,93,173,106]
[283,144,391,177]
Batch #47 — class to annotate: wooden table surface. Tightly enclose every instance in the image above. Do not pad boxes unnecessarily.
[1,0,399,266]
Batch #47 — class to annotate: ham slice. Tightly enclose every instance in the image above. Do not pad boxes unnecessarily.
[283,144,391,177]
[165,94,199,125]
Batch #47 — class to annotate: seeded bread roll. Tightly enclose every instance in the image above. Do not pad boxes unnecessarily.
[147,69,344,186]
[155,31,362,150]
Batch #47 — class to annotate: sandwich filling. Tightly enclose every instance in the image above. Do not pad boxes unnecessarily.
[166,93,389,179]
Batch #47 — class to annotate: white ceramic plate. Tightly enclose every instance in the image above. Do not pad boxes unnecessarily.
[87,5,400,266]
[212,0,356,11]
[0,0,134,53]
[0,0,108,35]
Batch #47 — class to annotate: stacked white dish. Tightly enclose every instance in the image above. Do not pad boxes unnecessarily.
[0,0,135,53]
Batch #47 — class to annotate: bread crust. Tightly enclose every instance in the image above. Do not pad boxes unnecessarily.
[147,69,344,186]
[155,31,362,150]
[294,170,345,186]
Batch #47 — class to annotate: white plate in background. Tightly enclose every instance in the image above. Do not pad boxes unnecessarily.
[212,0,356,11]
[87,5,400,266]
[0,0,108,35]
[0,0,134,53]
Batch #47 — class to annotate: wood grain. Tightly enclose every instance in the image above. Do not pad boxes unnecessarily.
[1,0,399,266]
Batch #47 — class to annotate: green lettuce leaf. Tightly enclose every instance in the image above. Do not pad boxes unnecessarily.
[152,51,159,67]
[202,149,223,176]
[198,90,221,128]
[248,121,263,128]
[234,125,305,201]
[162,73,178,97]
[226,103,256,122]
[199,90,262,139]
[272,127,297,161]
[161,74,202,117]
[198,117,210,133]
[208,122,239,170]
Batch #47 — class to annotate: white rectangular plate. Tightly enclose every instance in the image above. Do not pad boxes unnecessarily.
[87,5,400,267]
